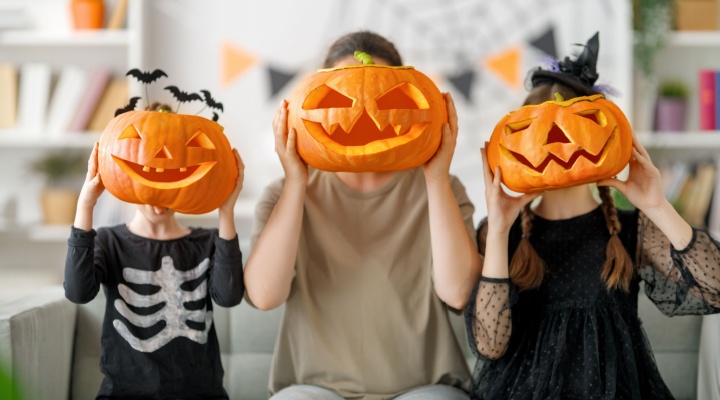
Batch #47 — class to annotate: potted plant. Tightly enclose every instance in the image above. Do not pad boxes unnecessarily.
[28,151,86,225]
[654,80,688,132]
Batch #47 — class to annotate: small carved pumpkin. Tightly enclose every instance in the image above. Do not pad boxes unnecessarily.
[487,94,632,193]
[287,53,446,172]
[98,110,237,214]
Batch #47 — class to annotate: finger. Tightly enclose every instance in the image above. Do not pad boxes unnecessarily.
[493,166,503,188]
[519,191,542,207]
[287,128,298,155]
[480,147,494,185]
[88,142,99,176]
[597,178,624,192]
[631,132,652,161]
[444,92,458,134]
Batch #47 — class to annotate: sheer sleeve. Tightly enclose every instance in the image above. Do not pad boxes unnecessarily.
[638,212,720,316]
[465,218,517,360]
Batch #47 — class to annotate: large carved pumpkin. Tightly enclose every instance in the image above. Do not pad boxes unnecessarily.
[98,110,237,214]
[487,94,632,193]
[287,55,446,172]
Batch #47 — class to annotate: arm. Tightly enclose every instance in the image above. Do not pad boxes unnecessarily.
[423,93,482,309]
[210,148,245,307]
[243,100,308,311]
[65,143,106,303]
[599,133,720,313]
[465,146,539,360]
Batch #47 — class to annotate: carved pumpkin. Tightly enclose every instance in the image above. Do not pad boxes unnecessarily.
[98,110,237,214]
[287,53,446,172]
[487,94,632,193]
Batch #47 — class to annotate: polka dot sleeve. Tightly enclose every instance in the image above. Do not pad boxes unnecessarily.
[464,218,517,360]
[638,212,720,315]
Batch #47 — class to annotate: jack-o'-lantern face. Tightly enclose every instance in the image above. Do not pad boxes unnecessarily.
[487,94,632,193]
[98,110,237,214]
[287,64,447,172]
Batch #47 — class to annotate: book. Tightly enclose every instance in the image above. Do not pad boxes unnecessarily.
[685,162,716,227]
[68,69,112,132]
[86,78,128,132]
[46,66,89,137]
[715,71,720,132]
[106,0,128,29]
[707,157,720,237]
[16,63,52,136]
[0,64,18,129]
[699,69,716,130]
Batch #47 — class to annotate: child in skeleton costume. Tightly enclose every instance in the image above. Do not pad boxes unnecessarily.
[465,33,720,399]
[64,142,245,399]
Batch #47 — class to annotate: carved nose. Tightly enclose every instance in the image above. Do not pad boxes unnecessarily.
[546,124,571,144]
[155,146,171,159]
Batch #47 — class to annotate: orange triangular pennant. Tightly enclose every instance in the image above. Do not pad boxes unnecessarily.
[482,46,522,89]
[221,42,257,87]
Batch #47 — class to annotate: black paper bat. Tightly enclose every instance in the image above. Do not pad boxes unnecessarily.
[125,69,168,84]
[164,86,202,103]
[200,90,224,112]
[212,112,219,122]
[115,97,141,117]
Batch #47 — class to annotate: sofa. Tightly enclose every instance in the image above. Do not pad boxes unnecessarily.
[0,285,706,400]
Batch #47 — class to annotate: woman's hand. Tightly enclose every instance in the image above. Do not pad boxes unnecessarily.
[77,142,105,209]
[273,100,308,184]
[482,143,541,235]
[597,133,668,216]
[219,148,244,214]
[424,92,457,183]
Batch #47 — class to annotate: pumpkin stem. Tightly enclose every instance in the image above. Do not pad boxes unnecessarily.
[554,92,565,102]
[354,51,375,65]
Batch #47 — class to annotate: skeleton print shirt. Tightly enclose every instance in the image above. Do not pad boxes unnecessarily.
[65,225,244,400]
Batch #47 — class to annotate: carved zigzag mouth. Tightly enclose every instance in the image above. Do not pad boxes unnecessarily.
[302,109,429,147]
[112,155,216,189]
[503,130,617,173]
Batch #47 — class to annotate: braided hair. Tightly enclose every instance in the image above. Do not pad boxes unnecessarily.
[509,33,634,292]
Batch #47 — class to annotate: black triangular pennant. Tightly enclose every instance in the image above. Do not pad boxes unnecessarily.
[447,69,475,102]
[268,66,297,98]
[529,26,557,58]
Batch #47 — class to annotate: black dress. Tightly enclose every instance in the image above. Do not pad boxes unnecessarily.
[464,207,720,400]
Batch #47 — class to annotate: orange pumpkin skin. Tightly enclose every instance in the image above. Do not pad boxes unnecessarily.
[487,94,632,193]
[98,111,237,214]
[287,65,447,172]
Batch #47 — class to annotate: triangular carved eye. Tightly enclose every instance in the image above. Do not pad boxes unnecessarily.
[119,125,142,139]
[376,83,429,110]
[574,109,607,127]
[505,119,533,135]
[303,85,354,109]
[186,130,215,149]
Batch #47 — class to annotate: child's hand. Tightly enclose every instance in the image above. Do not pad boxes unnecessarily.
[219,148,244,213]
[77,142,105,210]
[597,133,667,215]
[273,100,308,184]
[424,93,457,183]
[482,143,541,235]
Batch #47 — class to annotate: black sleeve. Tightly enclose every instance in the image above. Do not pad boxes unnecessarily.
[64,226,106,304]
[208,233,244,307]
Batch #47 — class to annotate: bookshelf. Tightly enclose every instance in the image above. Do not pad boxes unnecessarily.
[0,0,145,234]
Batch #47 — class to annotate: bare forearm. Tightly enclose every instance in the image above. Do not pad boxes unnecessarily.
[244,180,306,310]
[217,206,237,241]
[482,229,510,279]
[426,177,481,309]
[73,204,94,231]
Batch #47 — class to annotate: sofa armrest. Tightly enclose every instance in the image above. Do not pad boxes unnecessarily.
[0,286,77,400]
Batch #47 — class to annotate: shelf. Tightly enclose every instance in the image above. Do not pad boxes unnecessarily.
[667,31,720,47]
[0,29,129,47]
[638,131,720,149]
[0,131,100,148]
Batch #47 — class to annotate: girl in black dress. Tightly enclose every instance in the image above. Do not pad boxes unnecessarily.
[465,33,720,399]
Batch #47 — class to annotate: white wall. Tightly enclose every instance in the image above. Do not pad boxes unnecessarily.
[138,0,633,224]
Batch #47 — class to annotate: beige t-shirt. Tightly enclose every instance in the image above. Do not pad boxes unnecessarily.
[251,167,475,399]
